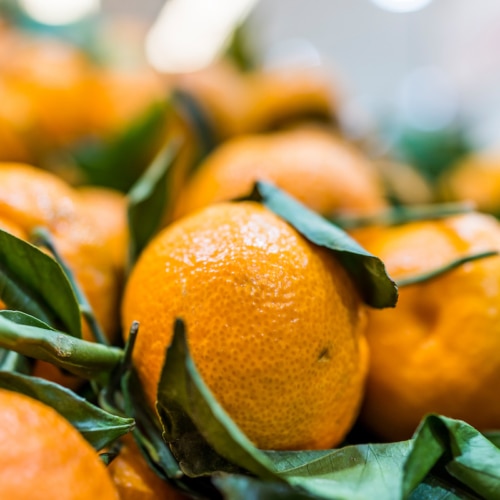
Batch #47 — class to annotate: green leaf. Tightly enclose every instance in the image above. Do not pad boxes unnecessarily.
[332,202,474,231]
[265,443,413,500]
[397,251,499,287]
[213,474,319,499]
[0,229,81,337]
[127,139,181,265]
[171,90,217,157]
[0,311,52,374]
[156,319,282,481]
[0,348,30,373]
[410,476,476,500]
[0,312,122,383]
[0,371,134,450]
[403,415,500,500]
[246,182,398,309]
[72,100,170,192]
[122,369,183,481]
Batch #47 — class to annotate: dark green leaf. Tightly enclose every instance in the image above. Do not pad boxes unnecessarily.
[0,312,122,383]
[410,475,477,500]
[403,415,500,500]
[122,369,183,480]
[246,182,398,308]
[127,139,180,265]
[0,371,134,450]
[171,90,218,157]
[213,474,319,500]
[120,357,217,499]
[0,229,81,337]
[156,319,282,481]
[72,100,169,192]
[484,432,500,449]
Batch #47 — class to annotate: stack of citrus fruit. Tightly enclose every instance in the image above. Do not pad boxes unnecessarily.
[0,25,164,165]
[5,12,500,499]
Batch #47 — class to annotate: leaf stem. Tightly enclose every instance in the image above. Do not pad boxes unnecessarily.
[0,315,122,383]
[31,227,109,345]
[397,251,499,287]
[331,202,475,230]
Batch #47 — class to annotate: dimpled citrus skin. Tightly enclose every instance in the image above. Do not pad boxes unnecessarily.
[0,389,118,499]
[0,163,124,342]
[173,127,387,220]
[354,213,500,441]
[122,202,368,451]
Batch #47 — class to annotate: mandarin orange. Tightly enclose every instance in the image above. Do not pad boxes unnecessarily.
[353,213,500,441]
[0,388,118,499]
[122,201,368,450]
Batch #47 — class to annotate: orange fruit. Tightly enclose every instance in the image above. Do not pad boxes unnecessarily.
[173,127,387,219]
[0,388,118,499]
[122,201,368,450]
[86,67,165,139]
[353,212,500,441]
[0,163,126,342]
[108,434,188,500]
[171,60,337,140]
[439,153,500,214]
[0,26,165,163]
[0,31,92,154]
[77,186,128,275]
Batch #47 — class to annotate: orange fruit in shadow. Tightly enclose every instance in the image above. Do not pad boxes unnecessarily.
[170,60,337,140]
[174,127,387,219]
[439,153,500,214]
[0,163,127,385]
[353,213,500,441]
[122,201,368,450]
[0,388,118,499]
[77,186,128,276]
[108,434,188,500]
[0,163,126,341]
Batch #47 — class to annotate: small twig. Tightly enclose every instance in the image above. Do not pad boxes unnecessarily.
[31,227,109,346]
[397,251,499,287]
[99,321,140,414]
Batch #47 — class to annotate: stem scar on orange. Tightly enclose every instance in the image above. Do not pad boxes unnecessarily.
[122,201,369,451]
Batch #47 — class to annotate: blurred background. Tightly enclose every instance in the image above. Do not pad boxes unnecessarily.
[5,0,500,145]
[3,0,500,211]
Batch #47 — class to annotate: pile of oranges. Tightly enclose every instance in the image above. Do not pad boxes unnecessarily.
[2,18,500,499]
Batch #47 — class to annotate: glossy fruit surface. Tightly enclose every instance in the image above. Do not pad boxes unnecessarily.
[123,201,368,450]
[0,388,118,499]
